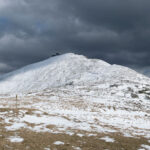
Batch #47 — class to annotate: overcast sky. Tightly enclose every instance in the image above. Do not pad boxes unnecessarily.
[0,0,150,74]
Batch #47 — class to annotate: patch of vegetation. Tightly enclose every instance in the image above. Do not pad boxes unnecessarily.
[127,87,134,92]
[65,81,74,86]
[0,128,149,150]
[138,88,150,94]
[131,93,139,98]
[110,84,118,88]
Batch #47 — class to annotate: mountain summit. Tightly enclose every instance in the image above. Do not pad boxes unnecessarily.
[0,53,149,94]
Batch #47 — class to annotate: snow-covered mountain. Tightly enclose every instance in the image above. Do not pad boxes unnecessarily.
[0,53,149,94]
[0,53,150,148]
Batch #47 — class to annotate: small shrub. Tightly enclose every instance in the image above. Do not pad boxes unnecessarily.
[127,87,134,92]
[110,84,118,88]
[113,106,116,111]
[138,90,146,94]
[131,93,139,98]
[138,88,150,94]
[66,81,74,86]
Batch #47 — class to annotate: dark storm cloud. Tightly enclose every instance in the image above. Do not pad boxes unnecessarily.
[0,0,150,74]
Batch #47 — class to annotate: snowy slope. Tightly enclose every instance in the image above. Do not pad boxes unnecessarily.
[0,53,150,146]
[0,53,150,94]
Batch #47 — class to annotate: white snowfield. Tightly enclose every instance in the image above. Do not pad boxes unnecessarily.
[0,53,150,143]
[0,53,149,94]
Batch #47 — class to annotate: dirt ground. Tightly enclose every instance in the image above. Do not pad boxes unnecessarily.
[0,124,149,150]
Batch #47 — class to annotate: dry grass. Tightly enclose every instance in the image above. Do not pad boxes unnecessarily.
[0,125,149,150]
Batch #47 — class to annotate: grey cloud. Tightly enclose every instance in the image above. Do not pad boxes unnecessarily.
[0,0,150,74]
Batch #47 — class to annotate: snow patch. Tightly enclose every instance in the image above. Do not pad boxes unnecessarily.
[5,122,26,131]
[100,136,115,143]
[140,144,150,150]
[72,146,82,150]
[8,136,24,143]
[44,148,51,150]
[53,141,64,145]
[77,133,84,137]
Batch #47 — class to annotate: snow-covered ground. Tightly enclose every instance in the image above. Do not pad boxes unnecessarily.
[0,53,150,149]
[1,83,150,138]
[0,53,149,94]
